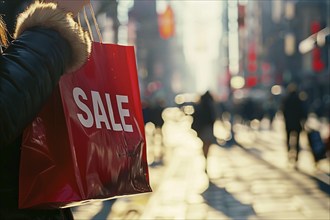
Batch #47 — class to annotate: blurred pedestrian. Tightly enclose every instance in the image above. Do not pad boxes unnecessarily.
[192,91,217,172]
[327,125,330,158]
[149,98,166,166]
[150,98,165,130]
[263,94,278,129]
[281,83,307,166]
[0,0,91,219]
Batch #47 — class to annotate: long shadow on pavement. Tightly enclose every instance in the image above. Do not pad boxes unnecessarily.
[235,140,330,196]
[202,181,256,220]
[91,199,117,220]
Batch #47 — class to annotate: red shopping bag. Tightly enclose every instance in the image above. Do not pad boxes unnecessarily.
[19,42,152,209]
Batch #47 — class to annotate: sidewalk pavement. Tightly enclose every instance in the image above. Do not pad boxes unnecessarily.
[138,110,330,220]
[233,114,330,186]
[73,108,330,220]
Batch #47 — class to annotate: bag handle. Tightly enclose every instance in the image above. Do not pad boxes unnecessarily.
[78,3,103,43]
[88,3,102,42]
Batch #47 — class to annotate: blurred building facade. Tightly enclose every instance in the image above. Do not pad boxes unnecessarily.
[227,0,329,118]
[91,0,329,117]
[127,1,227,105]
[128,1,176,106]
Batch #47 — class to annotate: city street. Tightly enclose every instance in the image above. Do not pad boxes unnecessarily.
[72,107,330,220]
[0,1,328,219]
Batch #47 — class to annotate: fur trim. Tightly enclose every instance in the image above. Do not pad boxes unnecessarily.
[14,1,91,72]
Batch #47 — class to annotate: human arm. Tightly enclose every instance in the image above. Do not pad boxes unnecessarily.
[0,1,91,146]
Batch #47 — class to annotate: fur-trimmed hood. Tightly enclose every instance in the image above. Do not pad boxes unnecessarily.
[14,1,91,73]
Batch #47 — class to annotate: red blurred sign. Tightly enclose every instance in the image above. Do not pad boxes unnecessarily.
[312,47,325,72]
[310,21,325,73]
[158,5,175,40]
[247,44,257,73]
[246,75,258,88]
[311,21,321,34]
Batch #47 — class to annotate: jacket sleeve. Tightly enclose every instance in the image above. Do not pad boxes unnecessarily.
[0,1,91,147]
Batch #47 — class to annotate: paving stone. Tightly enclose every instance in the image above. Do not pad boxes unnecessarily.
[301,208,330,219]
[253,199,299,214]
[258,211,308,220]
[206,208,231,220]
[185,203,208,220]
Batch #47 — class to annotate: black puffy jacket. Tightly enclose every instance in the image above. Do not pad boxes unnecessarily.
[0,27,74,220]
[0,1,90,219]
